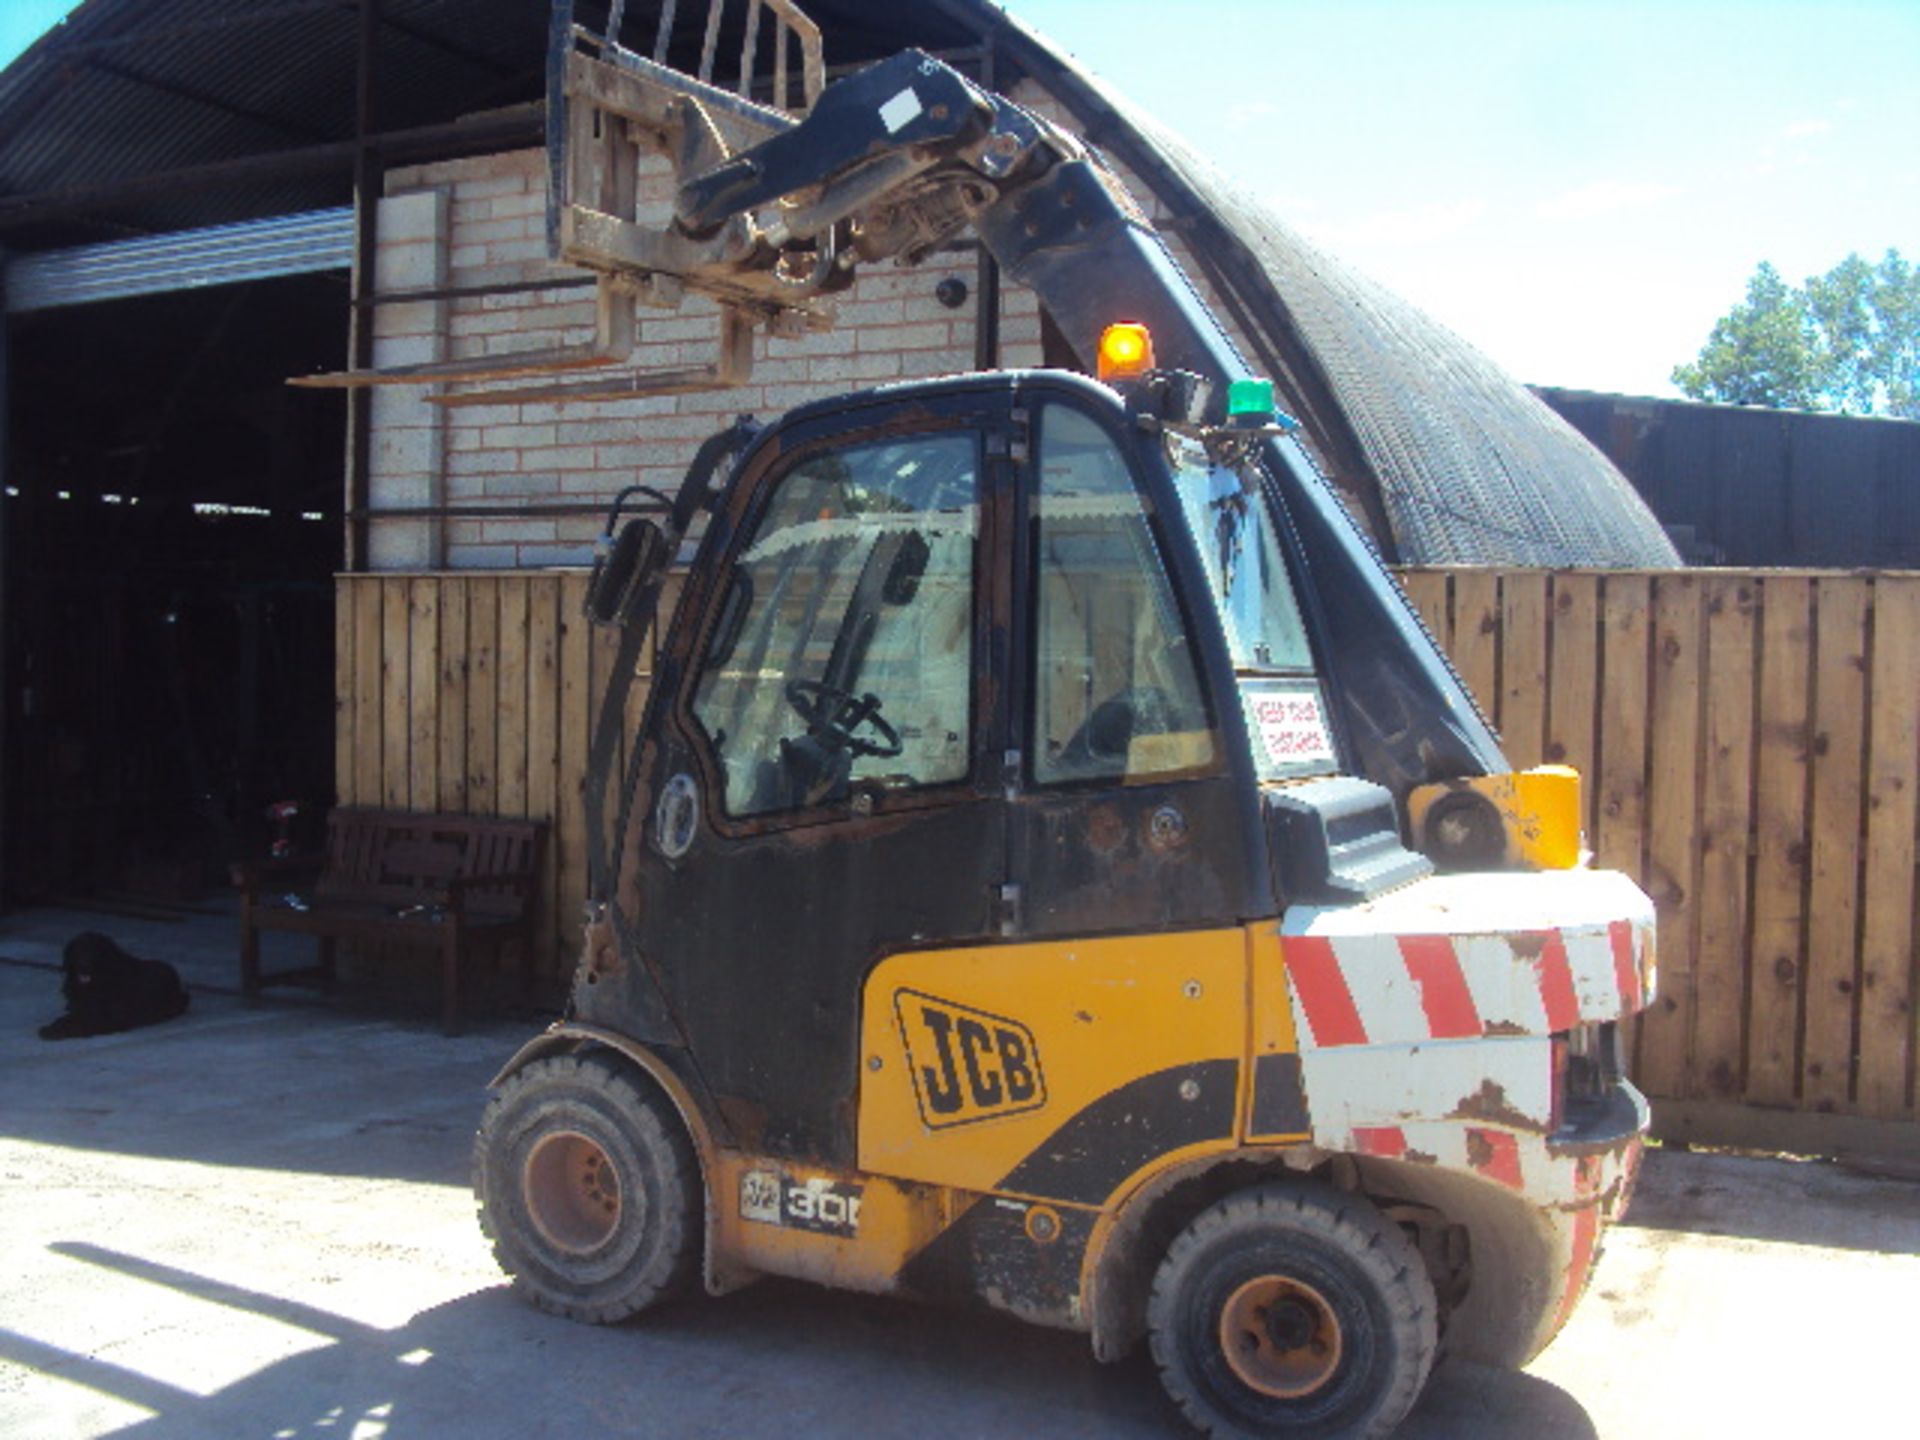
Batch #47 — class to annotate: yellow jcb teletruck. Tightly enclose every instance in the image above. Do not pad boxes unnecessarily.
[467,9,1654,1437]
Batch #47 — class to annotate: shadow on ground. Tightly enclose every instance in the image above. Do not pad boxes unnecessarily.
[1621,1147,1920,1256]
[4,1242,1594,1440]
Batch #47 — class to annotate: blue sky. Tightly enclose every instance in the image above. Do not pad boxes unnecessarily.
[5,1,1916,396]
[0,0,71,67]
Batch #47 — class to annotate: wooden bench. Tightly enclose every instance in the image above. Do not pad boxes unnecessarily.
[234,808,547,1035]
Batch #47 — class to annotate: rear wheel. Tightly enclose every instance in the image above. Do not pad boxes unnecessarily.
[474,1052,700,1323]
[1147,1182,1436,1439]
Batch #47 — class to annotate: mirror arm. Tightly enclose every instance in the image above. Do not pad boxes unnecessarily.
[584,414,763,906]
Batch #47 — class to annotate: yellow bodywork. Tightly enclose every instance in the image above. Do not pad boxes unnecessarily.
[1408,764,1584,870]
[689,925,1313,1317]
[858,929,1252,1196]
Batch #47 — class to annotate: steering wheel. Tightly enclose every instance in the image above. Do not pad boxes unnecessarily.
[784,679,904,759]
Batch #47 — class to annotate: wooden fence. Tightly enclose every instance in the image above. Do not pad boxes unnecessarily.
[337,568,1920,1147]
[1399,569,1919,1147]
[334,570,682,995]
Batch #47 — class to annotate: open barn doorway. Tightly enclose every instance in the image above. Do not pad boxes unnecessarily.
[2,272,346,908]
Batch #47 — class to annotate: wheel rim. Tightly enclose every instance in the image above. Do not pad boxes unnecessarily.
[1218,1275,1344,1399]
[523,1130,622,1255]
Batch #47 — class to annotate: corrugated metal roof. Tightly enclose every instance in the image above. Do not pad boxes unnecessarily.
[1178,140,1677,565]
[0,0,553,244]
[0,1,975,248]
[3,0,548,165]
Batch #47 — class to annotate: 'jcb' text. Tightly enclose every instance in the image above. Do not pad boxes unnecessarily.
[895,990,1047,1129]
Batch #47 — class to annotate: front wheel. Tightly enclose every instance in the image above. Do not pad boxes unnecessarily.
[474,1052,701,1323]
[1147,1182,1437,1439]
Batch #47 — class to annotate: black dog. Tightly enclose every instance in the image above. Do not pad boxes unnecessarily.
[38,932,191,1040]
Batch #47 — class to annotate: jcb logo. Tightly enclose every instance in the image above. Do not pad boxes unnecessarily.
[895,990,1046,1130]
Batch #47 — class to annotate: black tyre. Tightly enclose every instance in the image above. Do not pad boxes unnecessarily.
[1147,1183,1437,1440]
[474,1052,701,1323]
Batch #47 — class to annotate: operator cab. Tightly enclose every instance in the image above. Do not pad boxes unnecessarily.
[682,367,1342,831]
[582,365,1436,1162]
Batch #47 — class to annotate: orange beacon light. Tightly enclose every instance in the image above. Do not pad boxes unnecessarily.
[1096,322,1155,381]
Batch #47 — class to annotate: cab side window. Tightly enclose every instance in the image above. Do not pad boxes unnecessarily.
[1031,405,1214,785]
[691,432,978,818]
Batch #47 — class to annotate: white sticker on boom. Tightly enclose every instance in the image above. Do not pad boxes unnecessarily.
[879,87,923,134]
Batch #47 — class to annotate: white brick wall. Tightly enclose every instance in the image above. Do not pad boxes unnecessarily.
[367,187,449,570]
[364,78,1254,571]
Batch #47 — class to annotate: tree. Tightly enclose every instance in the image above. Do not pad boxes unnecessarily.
[1673,250,1920,419]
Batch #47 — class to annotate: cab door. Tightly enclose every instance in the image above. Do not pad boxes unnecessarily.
[1008,388,1270,938]
[846,387,1275,1208]
[627,392,1014,1169]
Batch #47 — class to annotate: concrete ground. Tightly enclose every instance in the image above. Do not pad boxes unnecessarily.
[3,902,1916,1440]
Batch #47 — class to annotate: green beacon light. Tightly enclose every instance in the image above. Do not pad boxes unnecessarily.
[1226,376,1275,426]
[1225,376,1301,432]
